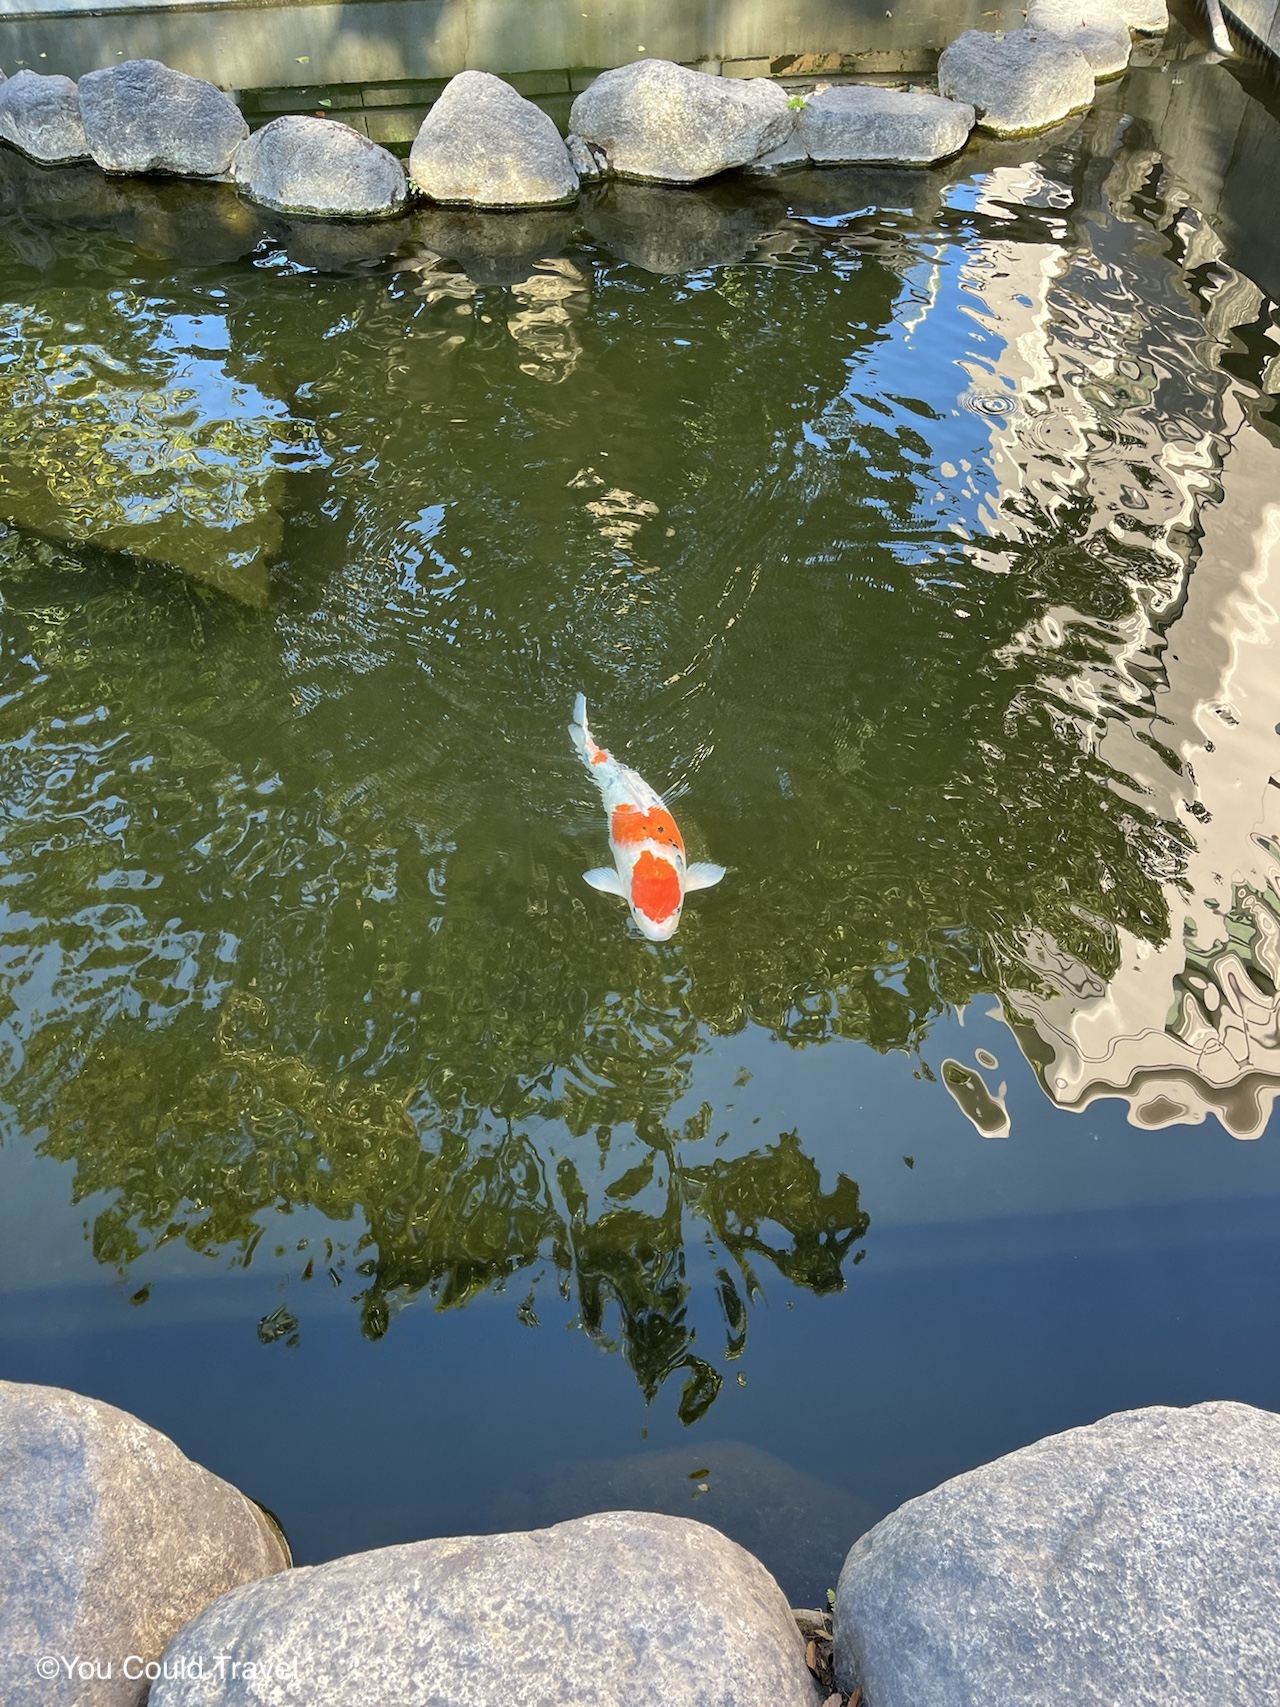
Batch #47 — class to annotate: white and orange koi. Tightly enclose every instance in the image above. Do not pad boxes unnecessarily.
[570,693,724,941]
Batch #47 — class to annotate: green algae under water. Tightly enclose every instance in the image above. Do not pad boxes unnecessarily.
[4,49,1280,1601]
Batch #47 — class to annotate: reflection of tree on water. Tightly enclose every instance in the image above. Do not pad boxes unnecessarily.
[36,977,867,1420]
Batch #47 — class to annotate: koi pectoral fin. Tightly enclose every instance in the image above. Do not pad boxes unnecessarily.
[684,862,726,892]
[583,867,627,897]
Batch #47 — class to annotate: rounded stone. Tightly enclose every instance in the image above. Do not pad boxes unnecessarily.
[938,29,1096,137]
[151,1510,819,1707]
[0,69,89,165]
[1028,0,1134,77]
[796,86,975,166]
[79,59,248,177]
[1114,0,1170,30]
[409,70,578,209]
[569,58,796,184]
[835,1401,1280,1707]
[234,115,407,217]
[0,1381,289,1707]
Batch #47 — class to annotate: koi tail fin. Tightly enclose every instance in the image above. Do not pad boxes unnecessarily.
[569,693,590,764]
[570,693,608,769]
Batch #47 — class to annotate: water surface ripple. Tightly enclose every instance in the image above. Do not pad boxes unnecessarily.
[2,50,1280,1598]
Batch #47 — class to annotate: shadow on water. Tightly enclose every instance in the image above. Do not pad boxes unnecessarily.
[2,36,1280,1591]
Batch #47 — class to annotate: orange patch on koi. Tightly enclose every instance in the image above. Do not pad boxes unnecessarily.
[631,850,682,923]
[611,803,685,855]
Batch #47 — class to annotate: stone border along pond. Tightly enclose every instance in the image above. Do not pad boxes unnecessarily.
[0,3,1172,226]
[4,1380,1280,1705]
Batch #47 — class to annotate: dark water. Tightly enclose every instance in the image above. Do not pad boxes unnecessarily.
[4,44,1280,1603]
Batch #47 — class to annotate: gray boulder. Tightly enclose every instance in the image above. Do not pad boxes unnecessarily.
[796,86,974,166]
[0,70,89,164]
[234,115,406,217]
[938,29,1095,136]
[1115,0,1169,29]
[79,59,247,177]
[151,1511,818,1707]
[1027,0,1133,76]
[570,59,795,184]
[409,70,577,208]
[835,1401,1280,1707]
[0,1381,288,1707]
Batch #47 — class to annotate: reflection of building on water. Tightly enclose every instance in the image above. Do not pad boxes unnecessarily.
[941,113,1280,1138]
[1004,427,1280,1137]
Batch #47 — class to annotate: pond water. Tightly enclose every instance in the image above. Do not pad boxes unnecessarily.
[3,40,1280,1605]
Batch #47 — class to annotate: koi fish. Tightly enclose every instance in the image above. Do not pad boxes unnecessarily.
[569,693,724,941]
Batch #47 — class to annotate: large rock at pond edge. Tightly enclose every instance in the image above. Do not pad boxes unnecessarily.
[1114,0,1170,30]
[1027,0,1133,77]
[151,1511,819,1707]
[79,59,247,177]
[570,59,795,184]
[409,71,577,208]
[0,1381,288,1707]
[0,70,89,164]
[938,29,1095,136]
[796,86,974,166]
[834,1401,1280,1707]
[234,115,406,217]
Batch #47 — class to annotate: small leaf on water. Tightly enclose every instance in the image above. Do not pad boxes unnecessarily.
[688,1467,710,1479]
